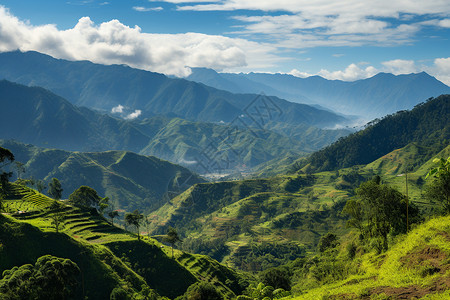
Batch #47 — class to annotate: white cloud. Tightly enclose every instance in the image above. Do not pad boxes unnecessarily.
[432,57,450,86]
[317,63,378,81]
[133,6,163,12]
[111,104,124,113]
[125,109,142,120]
[288,69,312,78]
[382,59,417,75]
[0,6,281,76]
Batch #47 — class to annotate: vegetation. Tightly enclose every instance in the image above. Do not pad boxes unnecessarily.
[125,210,144,240]
[48,178,63,200]
[426,156,450,214]
[293,95,449,172]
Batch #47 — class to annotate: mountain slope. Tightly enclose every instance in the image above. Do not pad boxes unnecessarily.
[0,80,348,173]
[0,50,346,128]
[0,140,204,212]
[187,68,450,119]
[294,94,450,173]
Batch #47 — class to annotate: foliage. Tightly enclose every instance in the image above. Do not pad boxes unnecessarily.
[425,156,450,214]
[68,185,105,209]
[180,282,224,300]
[124,210,144,240]
[259,267,291,291]
[317,233,339,253]
[238,282,290,300]
[0,146,14,208]
[344,178,421,252]
[108,210,120,225]
[48,177,63,200]
[293,95,450,172]
[0,255,81,300]
[165,227,182,259]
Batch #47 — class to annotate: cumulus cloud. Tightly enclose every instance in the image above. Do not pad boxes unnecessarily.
[125,110,142,120]
[317,63,378,81]
[432,57,450,86]
[111,104,124,113]
[0,6,279,76]
[382,59,417,75]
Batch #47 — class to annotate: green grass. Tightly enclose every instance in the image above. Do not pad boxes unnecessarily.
[291,215,450,299]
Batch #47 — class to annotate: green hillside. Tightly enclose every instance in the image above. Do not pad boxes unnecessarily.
[291,214,450,299]
[0,80,349,174]
[0,184,249,299]
[0,140,204,213]
[292,94,449,173]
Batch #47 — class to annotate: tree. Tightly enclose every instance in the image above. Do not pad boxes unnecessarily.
[317,233,339,253]
[259,267,291,291]
[0,255,80,299]
[344,178,420,252]
[36,179,47,193]
[68,186,106,211]
[108,210,119,226]
[125,210,144,240]
[426,156,450,214]
[182,282,223,300]
[165,227,182,259]
[48,178,63,200]
[14,161,26,179]
[0,147,14,210]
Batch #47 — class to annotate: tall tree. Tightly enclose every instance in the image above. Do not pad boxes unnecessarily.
[426,156,450,214]
[344,177,420,252]
[165,227,182,259]
[48,178,63,200]
[68,186,107,212]
[0,147,14,211]
[125,210,144,240]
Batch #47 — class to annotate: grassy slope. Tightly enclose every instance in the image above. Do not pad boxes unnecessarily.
[147,143,448,271]
[292,215,450,299]
[0,184,248,299]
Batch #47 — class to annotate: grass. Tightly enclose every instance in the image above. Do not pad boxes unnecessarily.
[291,215,450,299]
[0,183,249,299]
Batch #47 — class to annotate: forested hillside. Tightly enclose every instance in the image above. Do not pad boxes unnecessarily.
[293,95,449,173]
[0,140,203,213]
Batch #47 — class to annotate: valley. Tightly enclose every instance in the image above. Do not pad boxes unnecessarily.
[0,49,449,299]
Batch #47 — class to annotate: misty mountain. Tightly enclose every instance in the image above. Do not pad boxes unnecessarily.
[293,94,450,173]
[0,80,349,173]
[187,68,450,119]
[0,50,347,128]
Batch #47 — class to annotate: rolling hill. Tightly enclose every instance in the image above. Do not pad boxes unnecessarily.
[0,139,204,213]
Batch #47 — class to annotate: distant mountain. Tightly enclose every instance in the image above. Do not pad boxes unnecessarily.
[0,139,203,212]
[0,50,346,128]
[187,68,450,119]
[293,94,450,173]
[0,80,349,173]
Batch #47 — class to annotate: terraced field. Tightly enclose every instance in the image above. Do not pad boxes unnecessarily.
[1,182,250,299]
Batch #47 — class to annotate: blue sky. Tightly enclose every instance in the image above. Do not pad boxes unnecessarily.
[1,0,449,84]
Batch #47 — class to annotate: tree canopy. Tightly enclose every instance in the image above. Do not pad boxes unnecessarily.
[68,185,108,210]
[426,156,450,214]
[48,178,63,200]
[125,210,144,240]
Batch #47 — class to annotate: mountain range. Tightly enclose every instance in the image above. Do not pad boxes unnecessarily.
[0,51,346,128]
[0,80,349,173]
[187,68,450,119]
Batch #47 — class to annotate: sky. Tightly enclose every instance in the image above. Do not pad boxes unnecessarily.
[0,0,449,85]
